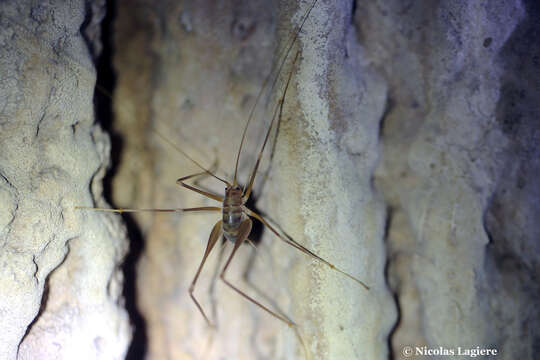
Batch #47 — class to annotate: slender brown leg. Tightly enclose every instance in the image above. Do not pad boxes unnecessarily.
[219,218,296,327]
[243,206,370,290]
[208,239,228,328]
[154,130,230,185]
[243,240,310,360]
[192,157,233,198]
[189,220,223,327]
[242,239,291,322]
[75,205,221,214]
[193,157,219,188]
[176,172,224,203]
[199,239,228,360]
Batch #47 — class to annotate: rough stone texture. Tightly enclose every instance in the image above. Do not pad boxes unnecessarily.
[357,0,539,359]
[280,1,394,358]
[0,1,130,359]
[6,0,531,359]
[112,0,392,358]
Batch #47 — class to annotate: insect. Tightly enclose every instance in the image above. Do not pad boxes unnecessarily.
[77,0,371,358]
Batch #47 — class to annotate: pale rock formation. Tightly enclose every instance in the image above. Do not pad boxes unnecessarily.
[358,0,539,359]
[0,0,130,359]
[2,0,537,359]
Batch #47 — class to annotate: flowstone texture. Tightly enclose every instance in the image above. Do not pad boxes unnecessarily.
[4,0,537,359]
[112,0,393,358]
[357,0,539,358]
[0,1,130,359]
[280,1,393,358]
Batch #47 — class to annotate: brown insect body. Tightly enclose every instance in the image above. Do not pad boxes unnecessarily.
[222,185,245,243]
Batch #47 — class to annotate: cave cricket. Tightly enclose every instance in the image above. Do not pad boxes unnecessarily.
[77,0,369,345]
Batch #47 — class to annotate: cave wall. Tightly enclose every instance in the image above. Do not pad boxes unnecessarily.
[1,0,538,359]
[0,0,130,359]
[111,0,540,359]
[357,0,539,358]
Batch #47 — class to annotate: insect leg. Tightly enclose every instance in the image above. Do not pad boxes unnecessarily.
[75,206,221,214]
[189,220,223,327]
[242,206,370,290]
[155,130,230,185]
[176,173,224,202]
[193,155,219,187]
[219,219,295,327]
[208,238,228,329]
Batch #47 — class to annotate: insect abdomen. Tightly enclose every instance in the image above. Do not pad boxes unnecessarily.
[222,187,243,242]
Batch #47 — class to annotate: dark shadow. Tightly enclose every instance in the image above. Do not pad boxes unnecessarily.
[243,192,264,246]
[120,215,148,360]
[485,0,540,357]
[381,207,400,360]
[92,0,148,358]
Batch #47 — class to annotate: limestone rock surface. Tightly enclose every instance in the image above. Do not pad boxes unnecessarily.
[358,0,539,358]
[8,0,536,359]
[0,1,130,359]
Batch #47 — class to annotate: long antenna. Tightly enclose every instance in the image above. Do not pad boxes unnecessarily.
[232,0,319,185]
[242,50,300,201]
[95,84,230,186]
[154,131,230,186]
